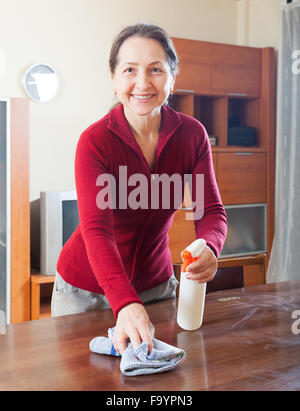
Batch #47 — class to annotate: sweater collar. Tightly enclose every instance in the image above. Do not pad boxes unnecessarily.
[107,103,183,158]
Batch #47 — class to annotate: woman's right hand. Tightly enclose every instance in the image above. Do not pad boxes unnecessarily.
[112,303,154,355]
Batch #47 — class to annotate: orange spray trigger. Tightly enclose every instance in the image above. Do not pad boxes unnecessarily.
[181,250,197,272]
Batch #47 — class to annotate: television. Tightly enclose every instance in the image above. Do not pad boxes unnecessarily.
[220,203,267,258]
[38,190,79,276]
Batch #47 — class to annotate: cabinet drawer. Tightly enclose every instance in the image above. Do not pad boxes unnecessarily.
[211,44,261,96]
[217,152,266,204]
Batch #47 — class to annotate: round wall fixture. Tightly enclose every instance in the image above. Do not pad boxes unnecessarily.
[23,63,59,102]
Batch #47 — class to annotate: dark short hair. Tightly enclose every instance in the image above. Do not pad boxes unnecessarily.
[109,23,179,75]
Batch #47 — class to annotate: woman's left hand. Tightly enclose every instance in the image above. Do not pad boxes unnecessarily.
[185,245,218,283]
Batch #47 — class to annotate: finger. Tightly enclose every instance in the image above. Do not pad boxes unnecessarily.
[186,250,212,273]
[117,337,127,355]
[112,333,127,355]
[186,266,217,283]
[140,326,154,354]
[128,328,142,352]
[187,259,215,275]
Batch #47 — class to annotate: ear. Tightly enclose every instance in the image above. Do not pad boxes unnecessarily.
[110,70,117,95]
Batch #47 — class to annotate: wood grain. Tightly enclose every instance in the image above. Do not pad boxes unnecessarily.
[1,281,299,391]
[211,42,261,96]
[10,98,30,323]
[261,48,276,267]
[217,152,267,204]
[168,209,195,263]
[172,37,212,94]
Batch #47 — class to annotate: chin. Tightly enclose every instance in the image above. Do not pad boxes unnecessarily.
[128,103,163,117]
[134,108,158,117]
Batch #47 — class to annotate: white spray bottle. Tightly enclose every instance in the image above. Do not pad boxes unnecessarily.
[177,239,207,330]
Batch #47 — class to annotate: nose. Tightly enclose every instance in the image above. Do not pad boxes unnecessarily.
[135,70,151,90]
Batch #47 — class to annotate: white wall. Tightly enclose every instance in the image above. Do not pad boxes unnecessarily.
[0,0,280,200]
[236,0,281,48]
[248,0,281,48]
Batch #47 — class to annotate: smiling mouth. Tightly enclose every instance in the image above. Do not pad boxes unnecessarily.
[131,94,155,100]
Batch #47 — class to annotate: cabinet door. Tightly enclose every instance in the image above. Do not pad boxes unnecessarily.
[217,152,266,204]
[172,38,211,93]
[211,44,261,96]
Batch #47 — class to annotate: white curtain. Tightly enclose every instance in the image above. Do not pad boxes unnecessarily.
[267,0,300,282]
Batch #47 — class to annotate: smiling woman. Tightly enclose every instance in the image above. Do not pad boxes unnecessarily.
[53,23,227,359]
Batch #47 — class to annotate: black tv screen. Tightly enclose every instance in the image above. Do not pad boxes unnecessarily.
[62,200,79,245]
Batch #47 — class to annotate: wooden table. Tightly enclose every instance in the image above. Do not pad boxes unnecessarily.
[1,281,299,391]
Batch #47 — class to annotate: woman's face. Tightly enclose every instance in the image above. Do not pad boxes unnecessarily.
[111,36,175,118]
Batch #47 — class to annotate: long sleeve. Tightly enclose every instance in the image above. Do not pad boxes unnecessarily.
[75,130,144,317]
[190,123,227,257]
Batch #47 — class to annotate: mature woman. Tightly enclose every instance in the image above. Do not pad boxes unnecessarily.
[52,23,227,355]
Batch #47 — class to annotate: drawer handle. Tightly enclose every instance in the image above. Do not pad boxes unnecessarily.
[228,92,247,97]
[235,152,253,155]
[175,89,195,94]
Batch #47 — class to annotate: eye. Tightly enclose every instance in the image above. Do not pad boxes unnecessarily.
[152,67,162,73]
[124,67,134,73]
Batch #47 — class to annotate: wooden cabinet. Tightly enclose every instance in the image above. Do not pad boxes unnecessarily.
[169,38,275,285]
[171,94,261,148]
[194,96,228,146]
[211,43,261,96]
[172,38,211,93]
[168,209,196,263]
[217,152,267,204]
[172,38,261,97]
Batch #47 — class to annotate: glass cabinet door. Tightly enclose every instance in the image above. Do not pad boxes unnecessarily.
[0,99,9,326]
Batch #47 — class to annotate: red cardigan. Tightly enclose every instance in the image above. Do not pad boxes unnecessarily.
[57,104,227,317]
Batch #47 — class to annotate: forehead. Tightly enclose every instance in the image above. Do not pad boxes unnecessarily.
[117,36,168,65]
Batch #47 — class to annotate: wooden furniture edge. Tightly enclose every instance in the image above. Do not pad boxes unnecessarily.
[218,254,266,268]
[10,98,30,323]
[31,274,56,284]
[30,274,55,320]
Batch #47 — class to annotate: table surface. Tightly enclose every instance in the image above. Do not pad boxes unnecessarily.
[1,281,300,391]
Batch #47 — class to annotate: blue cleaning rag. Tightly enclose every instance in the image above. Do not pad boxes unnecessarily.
[89,327,186,376]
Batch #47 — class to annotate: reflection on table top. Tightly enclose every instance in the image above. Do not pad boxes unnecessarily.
[0,281,299,391]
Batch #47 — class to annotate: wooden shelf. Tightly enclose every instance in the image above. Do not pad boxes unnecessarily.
[30,274,55,320]
[169,38,275,285]
[31,273,55,284]
[39,298,52,319]
[211,146,267,153]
